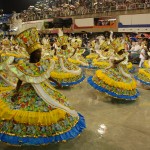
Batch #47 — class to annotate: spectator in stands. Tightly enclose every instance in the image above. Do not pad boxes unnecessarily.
[17,0,150,20]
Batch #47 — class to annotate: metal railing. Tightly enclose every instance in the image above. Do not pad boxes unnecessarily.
[52,2,150,16]
[20,2,150,21]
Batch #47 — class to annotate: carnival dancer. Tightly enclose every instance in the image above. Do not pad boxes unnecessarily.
[135,50,150,88]
[88,43,139,100]
[86,32,113,69]
[68,38,89,67]
[50,35,85,87]
[93,37,134,71]
[139,46,147,68]
[92,40,114,69]
[86,39,99,66]
[143,51,150,68]
[0,28,86,146]
[112,35,135,72]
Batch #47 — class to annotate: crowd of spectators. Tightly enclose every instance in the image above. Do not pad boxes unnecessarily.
[16,0,150,22]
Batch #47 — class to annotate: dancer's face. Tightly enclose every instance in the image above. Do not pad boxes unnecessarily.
[104,49,109,52]
[117,49,125,55]
[35,49,42,59]
[30,49,42,63]
[62,45,67,50]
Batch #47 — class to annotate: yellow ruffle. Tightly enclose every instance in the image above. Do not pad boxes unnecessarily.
[86,53,99,59]
[68,58,81,65]
[143,61,150,68]
[0,86,14,91]
[50,72,77,79]
[52,56,58,61]
[96,70,137,90]
[127,62,133,69]
[93,61,110,67]
[1,53,27,58]
[0,100,67,126]
[139,69,150,79]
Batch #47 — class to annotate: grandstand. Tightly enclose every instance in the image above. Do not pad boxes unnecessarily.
[18,0,150,21]
[1,0,150,34]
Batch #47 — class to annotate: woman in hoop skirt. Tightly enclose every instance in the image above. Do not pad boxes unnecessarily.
[50,35,85,87]
[135,50,150,88]
[88,44,139,100]
[0,28,86,146]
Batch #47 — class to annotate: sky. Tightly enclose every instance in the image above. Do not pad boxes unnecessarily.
[0,0,38,13]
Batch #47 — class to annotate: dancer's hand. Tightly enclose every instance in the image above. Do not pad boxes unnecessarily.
[49,77,62,88]
[122,57,126,61]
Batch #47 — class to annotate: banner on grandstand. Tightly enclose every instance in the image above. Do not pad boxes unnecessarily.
[118,14,150,32]
[74,18,94,28]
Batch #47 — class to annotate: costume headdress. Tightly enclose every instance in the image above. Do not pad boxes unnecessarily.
[71,38,77,48]
[91,40,96,48]
[76,38,82,47]
[111,38,120,47]
[111,38,125,53]
[15,27,41,54]
[71,38,82,48]
[57,28,68,46]
[115,43,125,53]
[100,41,108,50]
[57,36,68,46]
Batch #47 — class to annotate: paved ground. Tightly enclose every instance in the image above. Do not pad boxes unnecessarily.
[0,68,150,150]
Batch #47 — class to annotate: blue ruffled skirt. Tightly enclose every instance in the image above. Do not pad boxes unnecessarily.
[0,114,86,146]
[88,76,140,100]
[51,75,85,87]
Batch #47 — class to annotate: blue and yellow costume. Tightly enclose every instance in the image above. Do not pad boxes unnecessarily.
[135,53,150,86]
[50,36,85,86]
[0,28,86,145]
[88,44,139,100]
[92,41,114,69]
[68,38,89,67]
[92,40,134,72]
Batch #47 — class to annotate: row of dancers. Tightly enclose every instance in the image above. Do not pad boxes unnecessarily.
[0,28,149,145]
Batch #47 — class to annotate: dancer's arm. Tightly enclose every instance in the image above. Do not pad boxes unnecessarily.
[70,49,77,58]
[114,57,126,65]
[11,79,22,102]
[49,77,62,88]
[15,79,22,92]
